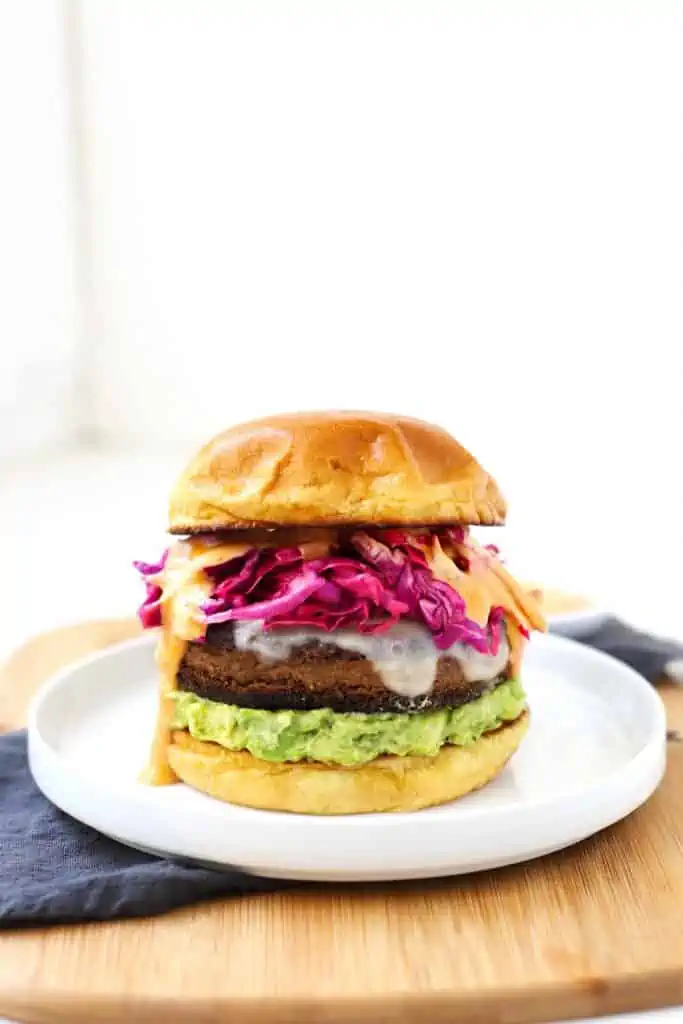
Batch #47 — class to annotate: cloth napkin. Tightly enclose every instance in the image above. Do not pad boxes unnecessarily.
[567,617,683,685]
[1,617,681,929]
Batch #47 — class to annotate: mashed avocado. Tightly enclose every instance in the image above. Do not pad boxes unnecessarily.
[170,679,525,766]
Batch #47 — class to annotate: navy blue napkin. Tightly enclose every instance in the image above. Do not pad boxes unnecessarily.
[0,732,278,928]
[565,616,683,684]
[1,618,681,928]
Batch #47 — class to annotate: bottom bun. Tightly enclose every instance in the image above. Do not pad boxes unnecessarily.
[168,710,528,814]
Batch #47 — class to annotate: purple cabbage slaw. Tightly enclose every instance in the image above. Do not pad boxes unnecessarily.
[132,550,168,630]
[134,530,505,653]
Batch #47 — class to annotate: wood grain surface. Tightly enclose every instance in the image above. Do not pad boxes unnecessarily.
[1,619,682,1024]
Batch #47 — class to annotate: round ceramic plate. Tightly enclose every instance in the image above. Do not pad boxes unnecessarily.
[28,633,665,882]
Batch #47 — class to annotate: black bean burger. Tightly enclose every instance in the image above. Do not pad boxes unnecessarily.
[135,411,545,814]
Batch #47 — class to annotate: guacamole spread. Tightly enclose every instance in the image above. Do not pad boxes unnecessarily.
[171,679,525,766]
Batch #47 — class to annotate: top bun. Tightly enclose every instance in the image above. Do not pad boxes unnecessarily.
[168,411,505,534]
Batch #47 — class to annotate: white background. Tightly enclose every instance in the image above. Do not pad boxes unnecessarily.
[2,2,682,644]
[0,2,78,461]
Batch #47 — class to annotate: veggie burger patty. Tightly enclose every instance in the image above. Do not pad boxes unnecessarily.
[177,623,512,714]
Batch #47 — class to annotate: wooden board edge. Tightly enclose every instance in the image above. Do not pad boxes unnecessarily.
[2,969,683,1024]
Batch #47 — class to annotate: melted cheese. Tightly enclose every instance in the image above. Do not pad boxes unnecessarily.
[233,620,510,699]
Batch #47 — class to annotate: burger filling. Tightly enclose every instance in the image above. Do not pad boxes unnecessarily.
[170,678,525,766]
[135,526,545,773]
[176,619,511,713]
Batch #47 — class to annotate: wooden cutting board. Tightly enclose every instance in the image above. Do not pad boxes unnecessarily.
[1,619,683,1024]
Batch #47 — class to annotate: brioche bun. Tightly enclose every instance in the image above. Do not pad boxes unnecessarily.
[167,711,527,815]
[168,411,505,534]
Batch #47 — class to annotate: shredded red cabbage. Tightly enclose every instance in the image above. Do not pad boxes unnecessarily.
[133,551,168,577]
[199,548,410,635]
[134,530,506,652]
[351,532,500,653]
[133,553,166,629]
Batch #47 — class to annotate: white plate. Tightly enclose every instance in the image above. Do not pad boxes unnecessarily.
[28,634,666,883]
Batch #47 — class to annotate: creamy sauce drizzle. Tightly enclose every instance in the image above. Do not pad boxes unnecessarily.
[141,536,254,784]
[139,631,187,784]
[233,620,510,699]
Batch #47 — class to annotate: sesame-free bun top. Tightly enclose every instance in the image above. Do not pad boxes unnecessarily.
[168,411,506,534]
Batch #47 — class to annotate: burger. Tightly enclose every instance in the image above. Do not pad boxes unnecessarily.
[134,411,545,814]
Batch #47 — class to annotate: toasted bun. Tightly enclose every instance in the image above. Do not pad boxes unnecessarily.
[168,411,505,534]
[167,711,527,814]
